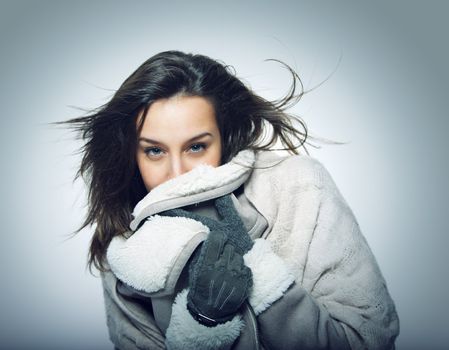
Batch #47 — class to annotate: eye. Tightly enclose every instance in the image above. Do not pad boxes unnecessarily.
[144,146,164,158]
[189,143,207,153]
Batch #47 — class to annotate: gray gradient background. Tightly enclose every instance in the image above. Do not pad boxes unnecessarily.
[1,0,448,349]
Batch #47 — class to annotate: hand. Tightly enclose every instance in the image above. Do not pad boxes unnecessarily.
[161,194,254,254]
[161,195,253,326]
[188,232,252,326]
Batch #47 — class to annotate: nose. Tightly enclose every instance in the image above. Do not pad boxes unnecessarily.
[168,155,188,180]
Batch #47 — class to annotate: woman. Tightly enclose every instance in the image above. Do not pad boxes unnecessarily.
[62,50,399,349]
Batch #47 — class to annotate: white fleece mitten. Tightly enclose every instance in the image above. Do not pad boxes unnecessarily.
[243,238,296,315]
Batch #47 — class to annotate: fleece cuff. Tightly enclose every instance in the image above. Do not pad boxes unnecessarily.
[107,215,209,294]
[243,238,295,315]
[165,289,244,350]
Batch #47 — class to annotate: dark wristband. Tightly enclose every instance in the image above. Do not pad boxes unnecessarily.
[186,302,234,327]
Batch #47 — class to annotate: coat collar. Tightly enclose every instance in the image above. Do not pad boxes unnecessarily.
[130,149,256,231]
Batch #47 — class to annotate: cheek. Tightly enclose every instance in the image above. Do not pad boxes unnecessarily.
[207,142,222,167]
[141,167,164,191]
[210,151,222,167]
[136,156,163,191]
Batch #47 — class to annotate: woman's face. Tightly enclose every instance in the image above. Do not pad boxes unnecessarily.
[136,95,222,191]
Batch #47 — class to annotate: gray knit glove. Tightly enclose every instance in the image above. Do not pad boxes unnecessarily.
[161,195,253,326]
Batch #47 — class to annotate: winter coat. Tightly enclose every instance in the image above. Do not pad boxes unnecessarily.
[101,149,400,349]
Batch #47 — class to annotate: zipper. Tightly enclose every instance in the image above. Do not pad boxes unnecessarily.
[245,302,260,349]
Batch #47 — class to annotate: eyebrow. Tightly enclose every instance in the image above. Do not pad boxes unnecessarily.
[138,132,213,145]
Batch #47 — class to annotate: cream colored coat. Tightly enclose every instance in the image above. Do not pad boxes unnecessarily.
[102,150,400,349]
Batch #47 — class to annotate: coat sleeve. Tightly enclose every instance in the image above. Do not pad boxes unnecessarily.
[243,158,400,349]
[243,236,353,350]
[164,289,245,350]
[113,274,246,350]
[101,270,166,350]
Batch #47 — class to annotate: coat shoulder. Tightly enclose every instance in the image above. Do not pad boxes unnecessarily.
[253,151,338,192]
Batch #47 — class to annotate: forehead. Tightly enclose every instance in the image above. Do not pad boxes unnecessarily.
[139,95,218,135]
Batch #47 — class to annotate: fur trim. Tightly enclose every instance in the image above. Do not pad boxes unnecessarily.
[106,216,209,294]
[165,289,244,350]
[132,149,255,220]
[243,238,295,315]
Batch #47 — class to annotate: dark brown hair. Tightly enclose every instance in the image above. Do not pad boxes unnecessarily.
[57,50,331,273]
